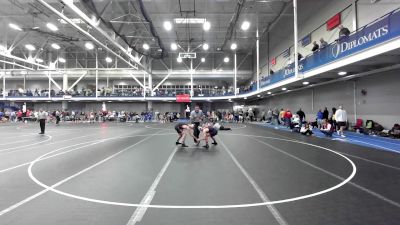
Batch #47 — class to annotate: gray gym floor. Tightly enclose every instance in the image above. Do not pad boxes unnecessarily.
[0,122,399,225]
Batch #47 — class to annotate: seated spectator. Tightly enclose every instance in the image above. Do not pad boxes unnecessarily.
[300,123,314,136]
[320,119,333,137]
[213,122,232,131]
[320,38,328,49]
[311,41,319,52]
[389,124,400,139]
[290,115,301,132]
[270,69,274,75]
[338,25,350,38]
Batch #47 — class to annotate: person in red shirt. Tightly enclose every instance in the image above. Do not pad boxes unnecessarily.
[284,109,292,126]
[17,110,23,122]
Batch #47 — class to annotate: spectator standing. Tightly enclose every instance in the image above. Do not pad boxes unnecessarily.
[272,108,280,125]
[248,109,254,122]
[260,110,266,122]
[320,38,328,49]
[311,41,319,52]
[55,110,61,125]
[279,108,286,124]
[190,105,204,145]
[338,25,351,39]
[296,108,306,125]
[331,107,337,131]
[266,108,272,123]
[38,109,48,134]
[297,53,303,61]
[335,106,347,137]
[17,110,23,122]
[284,109,292,127]
[322,107,329,120]
[185,105,191,118]
[316,109,324,128]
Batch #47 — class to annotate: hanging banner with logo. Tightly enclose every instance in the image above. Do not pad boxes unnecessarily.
[176,94,191,102]
[259,9,400,89]
[301,34,311,47]
[282,48,291,58]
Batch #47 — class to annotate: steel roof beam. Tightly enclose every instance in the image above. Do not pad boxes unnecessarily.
[37,0,145,89]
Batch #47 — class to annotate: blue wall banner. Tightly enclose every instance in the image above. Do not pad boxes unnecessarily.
[260,9,400,89]
[282,48,291,58]
[301,34,311,47]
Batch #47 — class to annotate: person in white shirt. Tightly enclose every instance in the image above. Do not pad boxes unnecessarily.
[185,105,191,118]
[335,105,347,137]
[320,119,333,137]
[37,109,48,134]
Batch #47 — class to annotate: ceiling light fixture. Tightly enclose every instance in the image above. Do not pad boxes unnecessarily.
[338,71,347,76]
[143,43,150,50]
[25,44,36,51]
[46,23,58,31]
[170,43,178,51]
[203,21,211,31]
[241,21,250,31]
[51,43,61,50]
[35,58,44,63]
[202,43,209,50]
[9,23,22,31]
[267,91,272,94]
[58,57,66,63]
[281,87,287,91]
[85,42,94,50]
[230,43,237,50]
[224,57,230,63]
[163,21,172,31]
[174,18,206,24]
[201,57,205,62]
[177,57,182,63]
[105,57,112,63]
[303,81,309,85]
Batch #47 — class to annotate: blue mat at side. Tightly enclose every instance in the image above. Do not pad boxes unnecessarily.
[257,123,400,154]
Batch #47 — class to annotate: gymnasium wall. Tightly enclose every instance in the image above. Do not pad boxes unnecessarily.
[249,68,400,128]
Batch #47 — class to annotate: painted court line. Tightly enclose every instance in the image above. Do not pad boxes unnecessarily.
[260,129,400,171]
[0,134,52,153]
[0,133,97,156]
[0,139,105,173]
[24,135,356,209]
[218,137,288,225]
[126,146,178,225]
[0,132,160,217]
[249,136,400,209]
[0,131,171,173]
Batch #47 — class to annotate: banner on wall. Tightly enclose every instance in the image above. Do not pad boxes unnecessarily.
[259,9,400,90]
[282,48,291,58]
[271,58,276,65]
[176,94,191,102]
[327,13,341,30]
[301,34,311,46]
